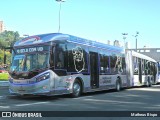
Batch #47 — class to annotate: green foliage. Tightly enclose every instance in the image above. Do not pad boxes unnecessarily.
[0,73,9,80]
[0,30,22,68]
[0,30,21,48]
[0,49,3,64]
[0,49,11,68]
[5,51,11,66]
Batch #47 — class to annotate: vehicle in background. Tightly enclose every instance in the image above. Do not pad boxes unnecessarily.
[0,67,7,73]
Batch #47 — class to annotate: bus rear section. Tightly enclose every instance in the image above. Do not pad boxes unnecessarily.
[126,50,158,87]
[157,62,160,83]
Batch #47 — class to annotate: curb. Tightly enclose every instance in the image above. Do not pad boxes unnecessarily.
[0,81,9,87]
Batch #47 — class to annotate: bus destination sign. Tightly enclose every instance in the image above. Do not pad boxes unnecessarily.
[16,46,48,54]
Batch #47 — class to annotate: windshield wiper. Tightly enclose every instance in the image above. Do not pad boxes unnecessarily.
[29,68,41,72]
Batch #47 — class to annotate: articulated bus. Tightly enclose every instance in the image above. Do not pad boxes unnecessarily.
[8,33,158,97]
[9,33,128,97]
[126,50,158,87]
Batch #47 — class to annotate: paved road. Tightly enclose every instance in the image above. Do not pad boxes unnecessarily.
[1,85,160,120]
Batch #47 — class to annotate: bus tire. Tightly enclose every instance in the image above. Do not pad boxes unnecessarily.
[148,79,152,87]
[146,78,152,87]
[71,79,81,98]
[116,80,121,92]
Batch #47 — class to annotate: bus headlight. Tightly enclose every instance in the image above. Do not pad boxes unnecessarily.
[36,72,50,82]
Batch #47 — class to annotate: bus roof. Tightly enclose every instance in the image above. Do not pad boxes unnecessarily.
[14,33,123,52]
[131,50,157,62]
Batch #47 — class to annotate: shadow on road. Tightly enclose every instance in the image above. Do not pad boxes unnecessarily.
[4,85,160,106]
[6,89,126,101]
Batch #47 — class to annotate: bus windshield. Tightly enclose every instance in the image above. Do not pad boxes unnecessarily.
[10,53,50,72]
[11,55,25,72]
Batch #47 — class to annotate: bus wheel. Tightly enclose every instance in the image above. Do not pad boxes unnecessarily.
[148,79,152,87]
[149,83,152,87]
[116,80,121,92]
[71,80,81,98]
[146,78,152,87]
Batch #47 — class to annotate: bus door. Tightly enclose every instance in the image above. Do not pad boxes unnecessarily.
[89,52,99,89]
[138,58,142,84]
[126,51,132,87]
[153,63,157,83]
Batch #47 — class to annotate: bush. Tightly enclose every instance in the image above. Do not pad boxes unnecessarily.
[0,73,9,81]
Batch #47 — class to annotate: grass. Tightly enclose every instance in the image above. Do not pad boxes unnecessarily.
[0,73,9,81]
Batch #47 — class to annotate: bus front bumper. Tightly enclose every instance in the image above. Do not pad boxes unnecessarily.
[9,79,51,96]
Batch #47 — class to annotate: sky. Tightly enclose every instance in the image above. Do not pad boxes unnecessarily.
[0,0,160,48]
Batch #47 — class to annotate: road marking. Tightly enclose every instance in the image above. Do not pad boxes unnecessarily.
[83,98,146,104]
[15,102,49,107]
[73,96,93,99]
[0,96,6,99]
[127,86,160,92]
[0,106,10,108]
[134,88,160,92]
[1,102,66,109]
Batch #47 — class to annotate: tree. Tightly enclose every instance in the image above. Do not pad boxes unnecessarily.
[0,49,4,64]
[0,30,21,48]
[0,49,11,70]
[0,30,22,68]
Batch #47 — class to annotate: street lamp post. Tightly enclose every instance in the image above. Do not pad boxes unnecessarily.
[55,0,65,33]
[133,31,139,51]
[122,33,128,49]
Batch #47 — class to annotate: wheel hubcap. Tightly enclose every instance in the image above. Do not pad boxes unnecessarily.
[117,83,120,90]
[73,83,80,96]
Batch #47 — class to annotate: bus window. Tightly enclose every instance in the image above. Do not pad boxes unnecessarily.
[133,57,138,75]
[100,54,105,73]
[122,55,126,74]
[55,44,65,69]
[67,43,87,73]
[141,59,145,75]
[145,60,148,75]
[50,46,55,67]
[25,53,49,71]
[11,55,25,72]
[110,53,118,74]
[115,55,123,74]
[100,54,110,73]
